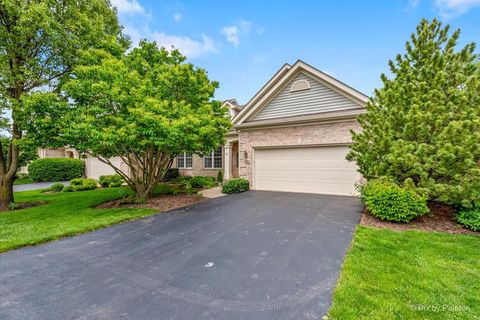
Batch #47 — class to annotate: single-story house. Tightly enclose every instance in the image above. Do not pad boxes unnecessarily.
[174,60,368,196]
[27,60,367,196]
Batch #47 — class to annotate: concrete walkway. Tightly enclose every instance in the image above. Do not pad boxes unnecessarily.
[199,186,225,198]
[13,181,70,192]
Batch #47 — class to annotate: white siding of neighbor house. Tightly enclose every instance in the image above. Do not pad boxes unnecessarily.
[252,72,361,121]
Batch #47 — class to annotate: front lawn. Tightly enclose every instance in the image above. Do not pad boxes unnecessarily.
[0,188,156,253]
[328,226,480,319]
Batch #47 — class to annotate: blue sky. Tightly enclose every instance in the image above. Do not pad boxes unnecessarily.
[111,0,480,104]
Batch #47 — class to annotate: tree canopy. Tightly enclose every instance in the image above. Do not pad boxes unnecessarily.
[64,41,231,200]
[347,19,480,207]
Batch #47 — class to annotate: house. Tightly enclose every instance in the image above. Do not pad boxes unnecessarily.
[204,60,368,196]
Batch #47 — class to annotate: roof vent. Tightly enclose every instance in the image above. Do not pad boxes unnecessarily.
[290,79,310,92]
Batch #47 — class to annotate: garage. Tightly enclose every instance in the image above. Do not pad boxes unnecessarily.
[253,145,361,196]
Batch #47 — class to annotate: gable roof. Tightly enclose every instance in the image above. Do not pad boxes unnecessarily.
[233,60,369,126]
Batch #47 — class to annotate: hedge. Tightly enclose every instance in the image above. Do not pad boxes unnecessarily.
[29,158,84,182]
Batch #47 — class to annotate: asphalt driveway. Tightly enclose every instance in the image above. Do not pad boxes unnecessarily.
[0,191,362,320]
[13,181,70,192]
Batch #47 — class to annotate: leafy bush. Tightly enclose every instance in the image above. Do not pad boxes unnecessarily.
[28,158,84,182]
[49,183,64,192]
[70,178,85,187]
[222,178,249,194]
[182,176,216,189]
[16,173,29,179]
[83,178,98,190]
[217,171,223,183]
[456,208,480,231]
[63,185,74,192]
[361,179,429,222]
[99,174,123,188]
[163,168,180,182]
[109,181,123,188]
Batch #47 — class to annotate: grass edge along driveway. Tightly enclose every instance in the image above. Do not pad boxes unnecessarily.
[328,226,480,320]
[0,188,156,253]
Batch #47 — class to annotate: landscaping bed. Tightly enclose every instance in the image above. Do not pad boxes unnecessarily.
[360,202,478,235]
[97,194,203,211]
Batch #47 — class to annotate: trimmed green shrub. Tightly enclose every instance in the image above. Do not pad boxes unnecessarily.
[29,158,84,182]
[222,178,249,194]
[217,171,223,183]
[16,173,29,179]
[99,174,123,188]
[63,185,74,192]
[49,183,64,192]
[109,181,123,188]
[163,168,180,182]
[456,208,480,231]
[70,178,85,187]
[83,178,98,190]
[361,179,429,223]
[182,176,216,189]
[73,185,87,191]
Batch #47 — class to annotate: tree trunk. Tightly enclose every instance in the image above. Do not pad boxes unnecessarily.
[0,177,14,211]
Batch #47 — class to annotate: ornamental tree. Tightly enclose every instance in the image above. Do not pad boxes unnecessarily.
[0,0,126,210]
[64,41,231,201]
[347,19,480,207]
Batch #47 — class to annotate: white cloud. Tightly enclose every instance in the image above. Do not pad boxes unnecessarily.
[152,32,219,58]
[221,19,257,48]
[112,0,218,58]
[434,0,480,18]
[173,13,182,22]
[111,0,146,15]
[222,25,240,47]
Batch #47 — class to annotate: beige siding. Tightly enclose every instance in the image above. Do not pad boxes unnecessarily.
[252,73,361,121]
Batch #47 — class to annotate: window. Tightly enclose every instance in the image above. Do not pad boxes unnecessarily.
[204,147,222,169]
[290,79,310,92]
[177,152,193,169]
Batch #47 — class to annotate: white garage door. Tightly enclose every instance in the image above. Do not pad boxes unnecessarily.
[254,146,361,196]
[85,157,121,180]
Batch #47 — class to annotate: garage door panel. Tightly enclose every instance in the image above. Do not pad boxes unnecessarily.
[254,146,361,196]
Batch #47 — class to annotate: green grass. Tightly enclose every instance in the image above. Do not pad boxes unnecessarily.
[0,188,156,253]
[328,226,480,320]
[13,178,34,185]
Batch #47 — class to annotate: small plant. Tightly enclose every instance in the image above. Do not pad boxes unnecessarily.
[222,178,249,194]
[360,178,429,223]
[49,183,64,192]
[63,185,74,192]
[99,174,123,188]
[163,168,180,182]
[187,176,216,188]
[83,178,98,190]
[16,173,29,179]
[456,208,480,231]
[70,178,85,187]
[217,171,223,184]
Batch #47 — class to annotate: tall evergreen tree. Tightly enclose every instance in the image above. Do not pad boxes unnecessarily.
[347,19,480,207]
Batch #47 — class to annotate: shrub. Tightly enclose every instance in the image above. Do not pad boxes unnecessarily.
[28,158,84,182]
[456,208,480,231]
[63,185,74,192]
[70,178,85,187]
[361,179,429,223]
[16,173,29,179]
[109,181,123,188]
[49,183,64,192]
[182,176,216,189]
[83,178,98,190]
[217,171,223,183]
[73,185,87,191]
[222,178,250,194]
[163,168,180,182]
[99,174,123,188]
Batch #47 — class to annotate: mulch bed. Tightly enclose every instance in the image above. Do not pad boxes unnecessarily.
[96,194,204,211]
[12,201,47,210]
[360,201,478,235]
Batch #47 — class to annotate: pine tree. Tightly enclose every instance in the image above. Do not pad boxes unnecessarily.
[347,19,480,207]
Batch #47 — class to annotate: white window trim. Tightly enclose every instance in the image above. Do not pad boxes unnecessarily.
[204,147,223,169]
[177,152,193,169]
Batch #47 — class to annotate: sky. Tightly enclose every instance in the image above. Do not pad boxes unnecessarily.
[111,0,480,104]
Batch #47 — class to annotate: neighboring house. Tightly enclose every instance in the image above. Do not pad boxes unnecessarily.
[221,60,368,196]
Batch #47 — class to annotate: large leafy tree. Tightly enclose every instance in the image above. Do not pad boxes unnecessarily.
[64,41,231,201]
[0,0,126,210]
[347,19,480,207]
